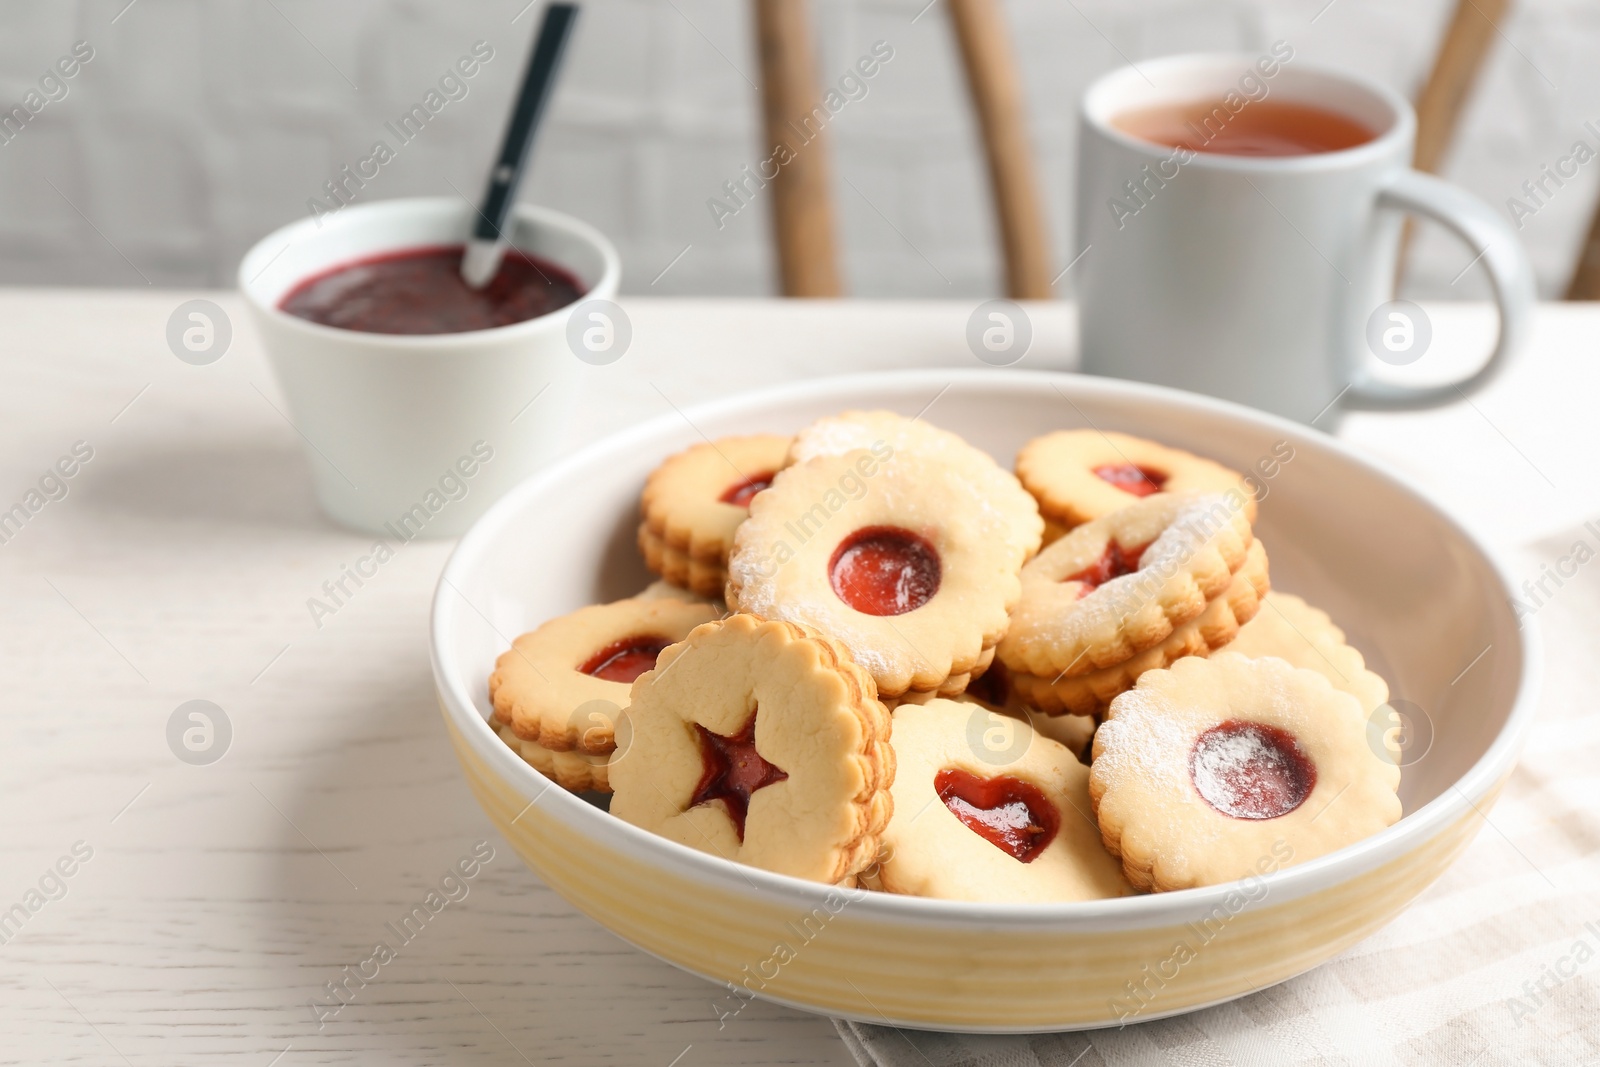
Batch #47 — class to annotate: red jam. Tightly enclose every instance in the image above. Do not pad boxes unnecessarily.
[690,716,789,840]
[934,768,1060,863]
[718,472,775,507]
[828,526,941,616]
[1093,464,1166,497]
[579,637,671,684]
[1189,720,1316,820]
[279,244,585,334]
[1064,540,1149,595]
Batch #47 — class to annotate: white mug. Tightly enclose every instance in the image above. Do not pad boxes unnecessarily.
[1074,52,1534,423]
[239,198,620,538]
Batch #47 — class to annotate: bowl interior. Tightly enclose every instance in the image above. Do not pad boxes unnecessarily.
[438,372,1525,824]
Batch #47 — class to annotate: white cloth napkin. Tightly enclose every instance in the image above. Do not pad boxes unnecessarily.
[836,523,1600,1066]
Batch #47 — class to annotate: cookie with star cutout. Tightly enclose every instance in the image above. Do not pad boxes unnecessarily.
[607,613,894,884]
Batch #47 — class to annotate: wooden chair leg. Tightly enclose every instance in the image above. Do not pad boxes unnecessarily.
[1564,205,1600,298]
[1399,0,1510,287]
[948,0,1051,299]
[754,0,842,297]
[1414,0,1510,175]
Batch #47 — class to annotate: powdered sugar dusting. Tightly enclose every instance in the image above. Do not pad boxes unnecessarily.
[1045,493,1236,643]
[1093,688,1188,784]
[788,417,885,461]
[792,412,1040,540]
[726,449,1021,691]
[1189,721,1314,820]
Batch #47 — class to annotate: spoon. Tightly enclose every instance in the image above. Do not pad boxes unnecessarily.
[461,3,580,289]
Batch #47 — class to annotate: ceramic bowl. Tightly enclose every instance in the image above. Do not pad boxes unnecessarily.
[429,369,1539,1031]
[240,197,620,538]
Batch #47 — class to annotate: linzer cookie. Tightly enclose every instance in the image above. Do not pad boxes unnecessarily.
[1089,653,1401,892]
[1016,429,1256,541]
[496,722,612,793]
[788,410,1044,558]
[726,450,1028,697]
[638,526,729,599]
[1228,591,1389,714]
[996,493,1254,684]
[633,579,724,608]
[639,434,792,596]
[1009,538,1270,716]
[884,647,999,708]
[874,699,1129,902]
[608,613,893,884]
[489,597,721,773]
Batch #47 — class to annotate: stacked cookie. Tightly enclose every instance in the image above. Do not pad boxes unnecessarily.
[995,490,1271,716]
[608,613,894,884]
[1090,653,1400,891]
[1016,429,1257,544]
[484,411,1403,899]
[725,411,1042,701]
[488,593,720,792]
[637,434,792,598]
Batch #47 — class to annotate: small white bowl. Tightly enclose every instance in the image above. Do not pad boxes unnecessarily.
[430,369,1539,1031]
[239,197,620,537]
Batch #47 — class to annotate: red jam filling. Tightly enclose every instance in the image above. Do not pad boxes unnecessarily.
[579,636,671,684]
[690,715,789,840]
[1189,719,1316,820]
[1093,464,1167,497]
[278,244,584,334]
[718,471,775,508]
[828,526,941,616]
[1064,540,1150,596]
[934,768,1060,863]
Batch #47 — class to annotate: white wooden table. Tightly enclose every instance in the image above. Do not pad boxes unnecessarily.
[0,293,1590,1066]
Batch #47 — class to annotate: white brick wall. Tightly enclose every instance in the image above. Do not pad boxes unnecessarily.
[0,0,1592,299]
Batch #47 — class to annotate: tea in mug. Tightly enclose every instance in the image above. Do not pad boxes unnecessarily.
[1114,98,1376,157]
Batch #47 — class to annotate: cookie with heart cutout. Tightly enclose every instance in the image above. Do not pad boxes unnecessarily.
[1089,652,1402,892]
[639,434,793,596]
[607,613,894,885]
[996,492,1255,684]
[787,410,1044,559]
[726,449,1029,698]
[1227,591,1389,715]
[489,597,722,765]
[872,699,1130,902]
[1008,537,1271,716]
[1016,429,1257,541]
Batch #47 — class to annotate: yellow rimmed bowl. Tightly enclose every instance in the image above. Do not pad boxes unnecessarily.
[429,369,1539,1031]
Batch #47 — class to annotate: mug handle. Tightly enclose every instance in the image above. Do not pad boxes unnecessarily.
[1344,169,1537,408]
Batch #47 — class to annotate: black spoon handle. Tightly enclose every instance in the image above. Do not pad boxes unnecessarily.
[472,3,580,242]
